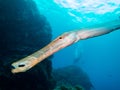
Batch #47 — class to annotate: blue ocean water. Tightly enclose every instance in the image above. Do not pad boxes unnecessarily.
[34,0,120,90]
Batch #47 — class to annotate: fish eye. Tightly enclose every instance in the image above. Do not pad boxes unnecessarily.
[59,36,62,39]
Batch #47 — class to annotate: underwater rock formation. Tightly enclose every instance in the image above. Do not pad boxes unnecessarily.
[54,85,84,90]
[0,0,55,90]
[53,65,93,90]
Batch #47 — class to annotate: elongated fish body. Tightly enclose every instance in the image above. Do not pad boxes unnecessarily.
[11,20,120,73]
[11,31,78,73]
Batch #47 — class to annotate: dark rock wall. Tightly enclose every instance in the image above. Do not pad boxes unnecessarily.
[0,0,55,90]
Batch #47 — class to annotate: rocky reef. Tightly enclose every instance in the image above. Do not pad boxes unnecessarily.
[0,0,55,90]
[53,65,93,90]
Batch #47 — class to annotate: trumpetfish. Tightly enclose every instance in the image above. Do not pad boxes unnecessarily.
[11,20,120,73]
